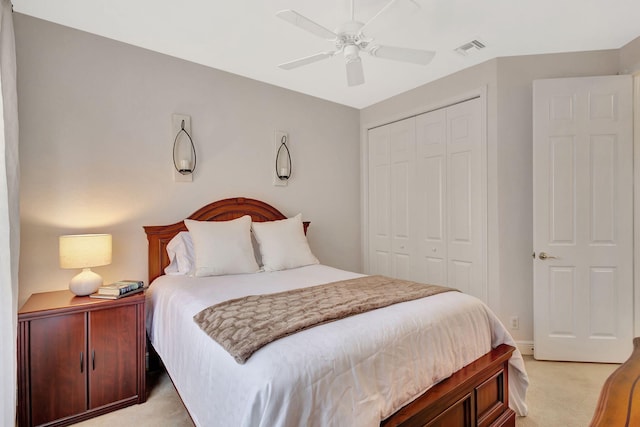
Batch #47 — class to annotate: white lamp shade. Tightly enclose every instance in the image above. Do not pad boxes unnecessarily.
[59,234,112,269]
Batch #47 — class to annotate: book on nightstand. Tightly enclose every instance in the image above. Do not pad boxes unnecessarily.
[90,287,144,300]
[89,280,145,299]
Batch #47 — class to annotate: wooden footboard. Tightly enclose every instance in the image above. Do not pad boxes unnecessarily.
[590,337,640,426]
[382,344,515,427]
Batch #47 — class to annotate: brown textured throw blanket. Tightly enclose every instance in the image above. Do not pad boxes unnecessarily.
[193,275,456,364]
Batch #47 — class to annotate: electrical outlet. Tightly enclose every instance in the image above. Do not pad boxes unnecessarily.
[510,316,519,330]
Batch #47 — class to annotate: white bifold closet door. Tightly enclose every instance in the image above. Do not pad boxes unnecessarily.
[368,117,416,280]
[368,98,486,300]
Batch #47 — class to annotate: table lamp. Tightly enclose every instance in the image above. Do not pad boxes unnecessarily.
[59,234,112,296]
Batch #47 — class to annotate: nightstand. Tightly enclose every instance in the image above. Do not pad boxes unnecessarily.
[17,289,146,427]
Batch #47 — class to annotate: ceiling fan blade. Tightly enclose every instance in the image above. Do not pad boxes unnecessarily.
[276,10,337,40]
[345,57,364,86]
[359,0,420,37]
[279,52,335,70]
[368,45,435,65]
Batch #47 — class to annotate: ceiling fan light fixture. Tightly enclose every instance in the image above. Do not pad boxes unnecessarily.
[346,56,364,87]
[344,44,360,61]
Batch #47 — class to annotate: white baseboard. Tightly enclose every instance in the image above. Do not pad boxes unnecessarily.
[515,341,534,356]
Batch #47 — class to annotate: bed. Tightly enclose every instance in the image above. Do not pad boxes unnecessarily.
[144,197,528,427]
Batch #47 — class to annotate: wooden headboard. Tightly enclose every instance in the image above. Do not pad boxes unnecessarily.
[143,197,309,283]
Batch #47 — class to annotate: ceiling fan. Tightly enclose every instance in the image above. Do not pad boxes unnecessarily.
[276,0,435,87]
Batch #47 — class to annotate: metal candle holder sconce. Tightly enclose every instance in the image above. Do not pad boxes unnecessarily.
[275,134,292,180]
[173,119,197,175]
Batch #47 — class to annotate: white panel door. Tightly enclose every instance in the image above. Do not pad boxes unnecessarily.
[368,125,392,276]
[533,75,633,362]
[368,98,485,295]
[389,118,416,280]
[415,109,448,285]
[368,117,415,279]
[445,99,484,298]
[415,99,484,297]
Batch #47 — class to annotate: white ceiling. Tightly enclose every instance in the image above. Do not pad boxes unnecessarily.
[12,0,640,109]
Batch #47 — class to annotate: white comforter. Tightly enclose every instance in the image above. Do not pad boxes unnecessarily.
[146,265,528,426]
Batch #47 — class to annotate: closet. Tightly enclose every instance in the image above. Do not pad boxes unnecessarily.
[367,97,486,300]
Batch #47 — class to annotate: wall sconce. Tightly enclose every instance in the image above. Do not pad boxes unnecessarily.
[172,114,196,182]
[274,131,292,186]
[59,234,112,296]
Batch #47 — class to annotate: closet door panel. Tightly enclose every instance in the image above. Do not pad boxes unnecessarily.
[368,125,392,275]
[446,98,484,299]
[416,109,447,285]
[392,160,412,279]
[449,259,473,293]
[389,118,416,280]
[367,97,485,299]
[449,151,472,243]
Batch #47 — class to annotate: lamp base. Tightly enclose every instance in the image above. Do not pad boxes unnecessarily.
[69,268,103,296]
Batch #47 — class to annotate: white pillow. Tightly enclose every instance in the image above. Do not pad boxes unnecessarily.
[164,230,264,274]
[184,216,259,277]
[164,231,195,275]
[251,214,319,272]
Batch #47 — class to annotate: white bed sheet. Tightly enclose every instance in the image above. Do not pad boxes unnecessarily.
[146,265,528,427]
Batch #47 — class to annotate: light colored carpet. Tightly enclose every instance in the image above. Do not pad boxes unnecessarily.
[73,369,194,427]
[73,356,619,426]
[515,356,619,427]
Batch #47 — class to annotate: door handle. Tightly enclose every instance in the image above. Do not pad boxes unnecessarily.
[538,251,558,260]
[92,350,95,371]
[80,351,84,373]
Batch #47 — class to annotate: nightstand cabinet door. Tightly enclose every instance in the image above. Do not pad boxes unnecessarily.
[88,304,138,408]
[29,313,87,426]
[17,290,146,427]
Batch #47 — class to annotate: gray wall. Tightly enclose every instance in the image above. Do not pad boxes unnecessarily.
[15,14,361,306]
[620,35,640,73]
[361,48,622,343]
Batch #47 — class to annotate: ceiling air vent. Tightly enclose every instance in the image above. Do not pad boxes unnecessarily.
[455,39,486,56]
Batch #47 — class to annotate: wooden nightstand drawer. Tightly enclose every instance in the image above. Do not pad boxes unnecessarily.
[17,290,146,427]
